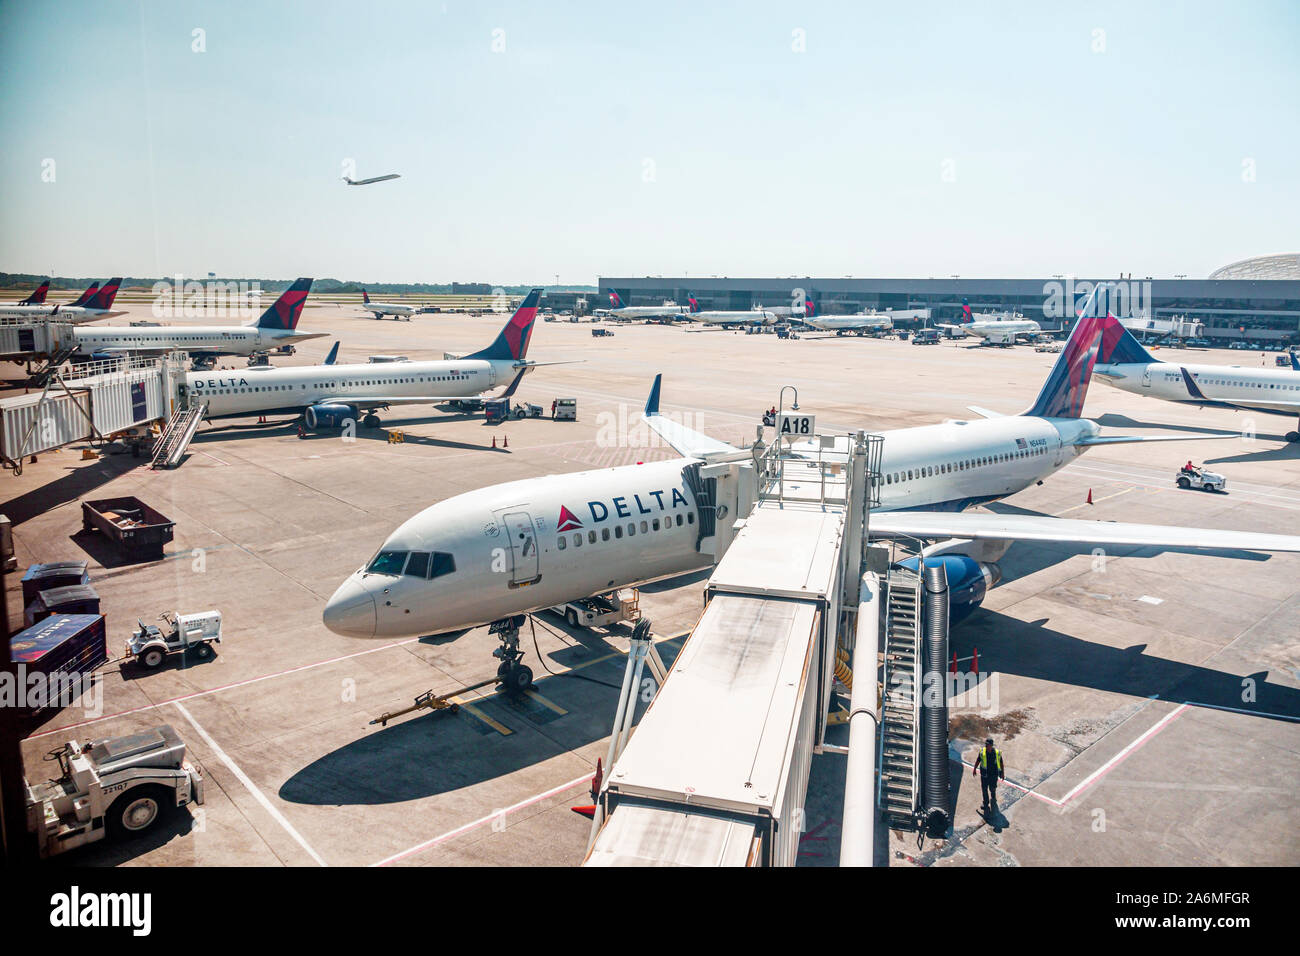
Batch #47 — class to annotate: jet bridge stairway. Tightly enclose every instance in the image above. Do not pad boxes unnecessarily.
[880,567,923,826]
[151,402,206,470]
[27,347,78,388]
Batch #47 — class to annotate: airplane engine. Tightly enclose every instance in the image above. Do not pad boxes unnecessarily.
[898,554,1002,626]
[304,403,359,431]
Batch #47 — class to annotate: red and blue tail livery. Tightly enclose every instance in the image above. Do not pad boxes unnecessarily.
[254,277,313,330]
[1022,285,1110,419]
[608,290,624,309]
[19,280,50,305]
[69,282,100,308]
[961,298,973,323]
[87,277,122,311]
[466,287,542,362]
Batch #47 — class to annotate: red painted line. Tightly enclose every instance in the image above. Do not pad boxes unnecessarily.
[27,637,421,740]
[371,772,593,866]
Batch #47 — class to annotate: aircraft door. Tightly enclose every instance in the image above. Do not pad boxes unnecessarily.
[1142,367,1152,388]
[503,511,540,585]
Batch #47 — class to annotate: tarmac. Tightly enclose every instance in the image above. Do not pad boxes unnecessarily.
[5,301,1298,866]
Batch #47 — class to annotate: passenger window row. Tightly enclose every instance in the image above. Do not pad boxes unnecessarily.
[883,445,1047,485]
[556,512,693,550]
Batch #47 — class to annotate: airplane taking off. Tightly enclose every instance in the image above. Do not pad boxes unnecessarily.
[940,299,1041,345]
[686,296,780,327]
[0,278,124,322]
[72,278,326,365]
[190,288,552,431]
[1092,316,1300,443]
[321,286,1292,654]
[592,291,689,321]
[359,290,414,320]
[343,173,401,185]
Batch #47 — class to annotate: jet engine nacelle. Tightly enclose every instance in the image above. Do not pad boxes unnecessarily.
[898,554,1002,626]
[304,403,358,431]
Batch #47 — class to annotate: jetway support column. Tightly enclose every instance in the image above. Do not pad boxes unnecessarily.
[840,570,881,866]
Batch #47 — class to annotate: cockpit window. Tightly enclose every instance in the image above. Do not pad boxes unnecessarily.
[429,552,455,579]
[405,551,430,577]
[366,550,408,575]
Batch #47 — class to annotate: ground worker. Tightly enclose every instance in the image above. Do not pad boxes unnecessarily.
[551,399,557,420]
[972,737,1005,813]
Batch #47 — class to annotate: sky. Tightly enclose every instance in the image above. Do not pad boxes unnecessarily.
[1,1,1297,284]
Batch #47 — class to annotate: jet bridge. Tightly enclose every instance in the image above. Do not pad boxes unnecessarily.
[0,354,187,473]
[584,429,885,866]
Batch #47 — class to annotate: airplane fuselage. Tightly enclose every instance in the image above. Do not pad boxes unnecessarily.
[961,319,1041,344]
[693,310,779,327]
[75,325,323,357]
[806,316,892,333]
[1095,361,1300,415]
[324,412,1097,638]
[0,306,125,324]
[186,356,517,419]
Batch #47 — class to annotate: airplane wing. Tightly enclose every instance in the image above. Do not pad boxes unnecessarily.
[870,511,1300,553]
[966,405,1005,419]
[1073,432,1236,446]
[642,374,748,461]
[344,173,401,185]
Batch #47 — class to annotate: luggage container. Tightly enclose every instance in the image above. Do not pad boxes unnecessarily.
[81,496,175,561]
[27,583,101,627]
[21,561,90,609]
[9,614,108,724]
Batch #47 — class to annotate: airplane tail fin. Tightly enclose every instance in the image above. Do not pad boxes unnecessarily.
[464,288,542,362]
[20,280,50,305]
[253,278,313,330]
[1021,284,1111,419]
[362,289,370,304]
[69,282,100,308]
[686,295,700,314]
[1096,316,1160,365]
[607,290,623,309]
[88,278,122,311]
[961,298,973,323]
[323,341,340,365]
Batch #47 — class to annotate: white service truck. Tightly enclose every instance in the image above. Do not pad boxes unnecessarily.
[128,610,222,668]
[25,724,204,858]
[549,589,641,630]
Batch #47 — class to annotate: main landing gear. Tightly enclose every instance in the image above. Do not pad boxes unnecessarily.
[363,413,381,429]
[491,615,533,695]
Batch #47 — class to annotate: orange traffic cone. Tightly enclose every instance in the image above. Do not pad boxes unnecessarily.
[972,647,979,677]
[1086,488,1093,505]
[491,435,496,448]
[591,758,603,801]
[503,435,509,448]
[570,805,596,819]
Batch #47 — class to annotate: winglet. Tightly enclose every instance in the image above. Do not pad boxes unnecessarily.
[645,373,662,417]
[1290,351,1300,372]
[324,341,340,365]
[1179,366,1208,401]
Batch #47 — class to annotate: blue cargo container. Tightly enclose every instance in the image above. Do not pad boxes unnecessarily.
[9,614,108,723]
[20,561,90,609]
[28,584,101,626]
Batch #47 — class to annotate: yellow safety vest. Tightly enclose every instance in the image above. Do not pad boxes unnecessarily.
[978,747,1003,772]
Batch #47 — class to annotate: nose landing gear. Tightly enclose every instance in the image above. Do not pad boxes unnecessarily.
[490,614,533,695]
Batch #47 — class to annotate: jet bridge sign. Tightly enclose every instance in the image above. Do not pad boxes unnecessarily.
[777,413,815,438]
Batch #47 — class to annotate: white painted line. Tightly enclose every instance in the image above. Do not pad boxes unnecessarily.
[1056,703,1189,806]
[371,772,592,867]
[1137,595,1164,605]
[173,701,327,867]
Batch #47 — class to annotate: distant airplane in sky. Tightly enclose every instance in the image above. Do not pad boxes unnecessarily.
[342,173,401,186]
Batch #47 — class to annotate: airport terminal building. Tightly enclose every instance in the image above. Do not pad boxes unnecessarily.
[601,257,1300,343]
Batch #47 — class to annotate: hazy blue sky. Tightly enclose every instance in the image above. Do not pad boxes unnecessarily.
[2,1,1296,283]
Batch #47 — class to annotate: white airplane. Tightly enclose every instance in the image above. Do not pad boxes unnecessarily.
[592,291,689,321]
[72,279,326,364]
[0,279,125,323]
[189,288,551,430]
[804,299,894,336]
[343,173,401,186]
[321,286,1293,653]
[1092,315,1300,443]
[359,289,414,320]
[686,296,780,327]
[940,299,1041,345]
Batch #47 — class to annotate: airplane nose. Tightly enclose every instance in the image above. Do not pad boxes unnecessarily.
[323,577,377,638]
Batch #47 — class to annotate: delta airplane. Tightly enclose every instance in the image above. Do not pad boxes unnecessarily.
[1092,320,1300,443]
[0,279,124,323]
[72,278,326,364]
[804,300,895,336]
[360,290,414,320]
[189,289,551,430]
[686,296,780,327]
[940,299,1041,345]
[5,280,50,306]
[592,291,689,321]
[321,287,1296,647]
